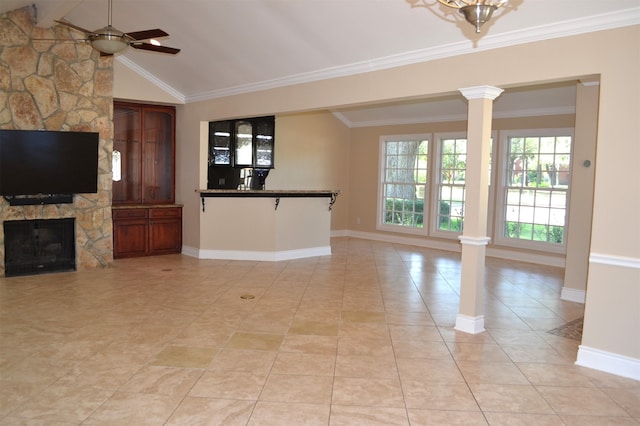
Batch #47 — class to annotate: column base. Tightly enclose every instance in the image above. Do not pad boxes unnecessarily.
[455,314,486,334]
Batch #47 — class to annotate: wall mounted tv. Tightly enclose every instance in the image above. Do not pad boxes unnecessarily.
[0,129,99,199]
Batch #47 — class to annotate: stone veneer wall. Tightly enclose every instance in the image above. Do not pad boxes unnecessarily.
[0,6,113,274]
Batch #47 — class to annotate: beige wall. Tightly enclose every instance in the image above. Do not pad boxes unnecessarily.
[117,26,640,375]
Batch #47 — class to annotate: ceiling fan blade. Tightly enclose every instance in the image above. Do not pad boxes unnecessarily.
[54,19,94,36]
[131,43,180,54]
[125,29,169,41]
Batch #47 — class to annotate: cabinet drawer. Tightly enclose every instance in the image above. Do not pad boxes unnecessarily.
[113,208,148,220]
[149,207,182,218]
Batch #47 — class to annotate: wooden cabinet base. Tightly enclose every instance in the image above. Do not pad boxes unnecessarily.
[113,206,182,259]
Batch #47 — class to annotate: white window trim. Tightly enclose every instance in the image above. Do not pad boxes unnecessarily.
[377,134,430,236]
[430,132,467,240]
[493,128,574,254]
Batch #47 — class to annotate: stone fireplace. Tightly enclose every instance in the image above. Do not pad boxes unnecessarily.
[0,6,114,275]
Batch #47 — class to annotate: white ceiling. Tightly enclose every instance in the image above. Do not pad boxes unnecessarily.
[3,0,639,126]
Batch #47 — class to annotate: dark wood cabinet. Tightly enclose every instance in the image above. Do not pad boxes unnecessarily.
[112,101,181,259]
[112,208,148,258]
[149,207,182,255]
[113,102,176,205]
[113,206,182,259]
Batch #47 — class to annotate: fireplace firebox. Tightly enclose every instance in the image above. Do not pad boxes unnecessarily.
[3,218,76,277]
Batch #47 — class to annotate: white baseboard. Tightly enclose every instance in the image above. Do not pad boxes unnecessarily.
[195,246,331,262]
[455,314,486,334]
[560,287,586,304]
[576,345,640,381]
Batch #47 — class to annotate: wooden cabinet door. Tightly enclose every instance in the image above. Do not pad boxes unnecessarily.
[113,209,148,259]
[113,105,142,204]
[143,108,175,204]
[148,207,182,255]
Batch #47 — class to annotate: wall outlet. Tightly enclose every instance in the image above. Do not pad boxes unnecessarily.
[356,217,361,225]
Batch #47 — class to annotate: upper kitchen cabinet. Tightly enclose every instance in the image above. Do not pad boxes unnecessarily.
[208,116,275,169]
[113,102,176,205]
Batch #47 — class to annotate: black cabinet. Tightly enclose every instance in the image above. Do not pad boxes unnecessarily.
[208,116,274,189]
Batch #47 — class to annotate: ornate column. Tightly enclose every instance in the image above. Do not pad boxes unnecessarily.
[455,85,503,334]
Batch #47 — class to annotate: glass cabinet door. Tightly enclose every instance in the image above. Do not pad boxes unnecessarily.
[112,105,141,203]
[143,108,174,204]
[255,120,274,167]
[235,121,253,167]
[209,121,232,165]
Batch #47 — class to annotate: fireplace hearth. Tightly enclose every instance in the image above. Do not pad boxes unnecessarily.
[3,218,76,277]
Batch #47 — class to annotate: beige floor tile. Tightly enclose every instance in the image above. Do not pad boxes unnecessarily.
[208,349,276,375]
[335,354,398,378]
[189,371,267,400]
[339,322,390,339]
[483,412,565,425]
[150,345,218,368]
[601,387,640,418]
[516,362,597,387]
[388,324,443,342]
[469,383,555,414]
[341,310,386,323]
[271,352,336,376]
[332,377,405,408]
[289,319,340,336]
[407,409,489,425]
[120,365,202,396]
[249,401,330,425]
[402,381,480,411]
[337,336,394,357]
[457,361,530,385]
[330,405,409,425]
[446,341,512,362]
[279,335,338,355]
[392,339,452,359]
[225,332,284,351]
[396,357,465,384]
[167,397,254,425]
[6,383,113,423]
[537,386,631,416]
[260,374,333,404]
[560,414,640,425]
[83,392,184,425]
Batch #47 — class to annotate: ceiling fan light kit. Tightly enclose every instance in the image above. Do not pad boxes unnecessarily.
[89,26,131,54]
[54,0,179,56]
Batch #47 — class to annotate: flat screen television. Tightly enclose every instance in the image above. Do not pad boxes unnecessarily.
[0,129,99,196]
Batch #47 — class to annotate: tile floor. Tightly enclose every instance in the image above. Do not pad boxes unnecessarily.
[0,237,638,425]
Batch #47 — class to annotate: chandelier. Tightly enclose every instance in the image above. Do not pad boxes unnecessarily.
[408,0,510,33]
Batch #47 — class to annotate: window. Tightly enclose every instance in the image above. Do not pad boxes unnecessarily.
[498,130,572,249]
[377,129,570,254]
[436,137,467,234]
[378,136,429,233]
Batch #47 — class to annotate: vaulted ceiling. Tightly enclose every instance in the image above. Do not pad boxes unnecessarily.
[3,0,639,126]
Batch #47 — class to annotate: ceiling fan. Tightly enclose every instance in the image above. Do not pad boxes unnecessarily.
[54,0,180,56]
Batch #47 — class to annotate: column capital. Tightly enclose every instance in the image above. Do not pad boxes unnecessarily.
[459,85,504,101]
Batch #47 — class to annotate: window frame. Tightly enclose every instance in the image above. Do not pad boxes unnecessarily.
[430,132,468,239]
[493,128,574,253]
[377,134,430,235]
